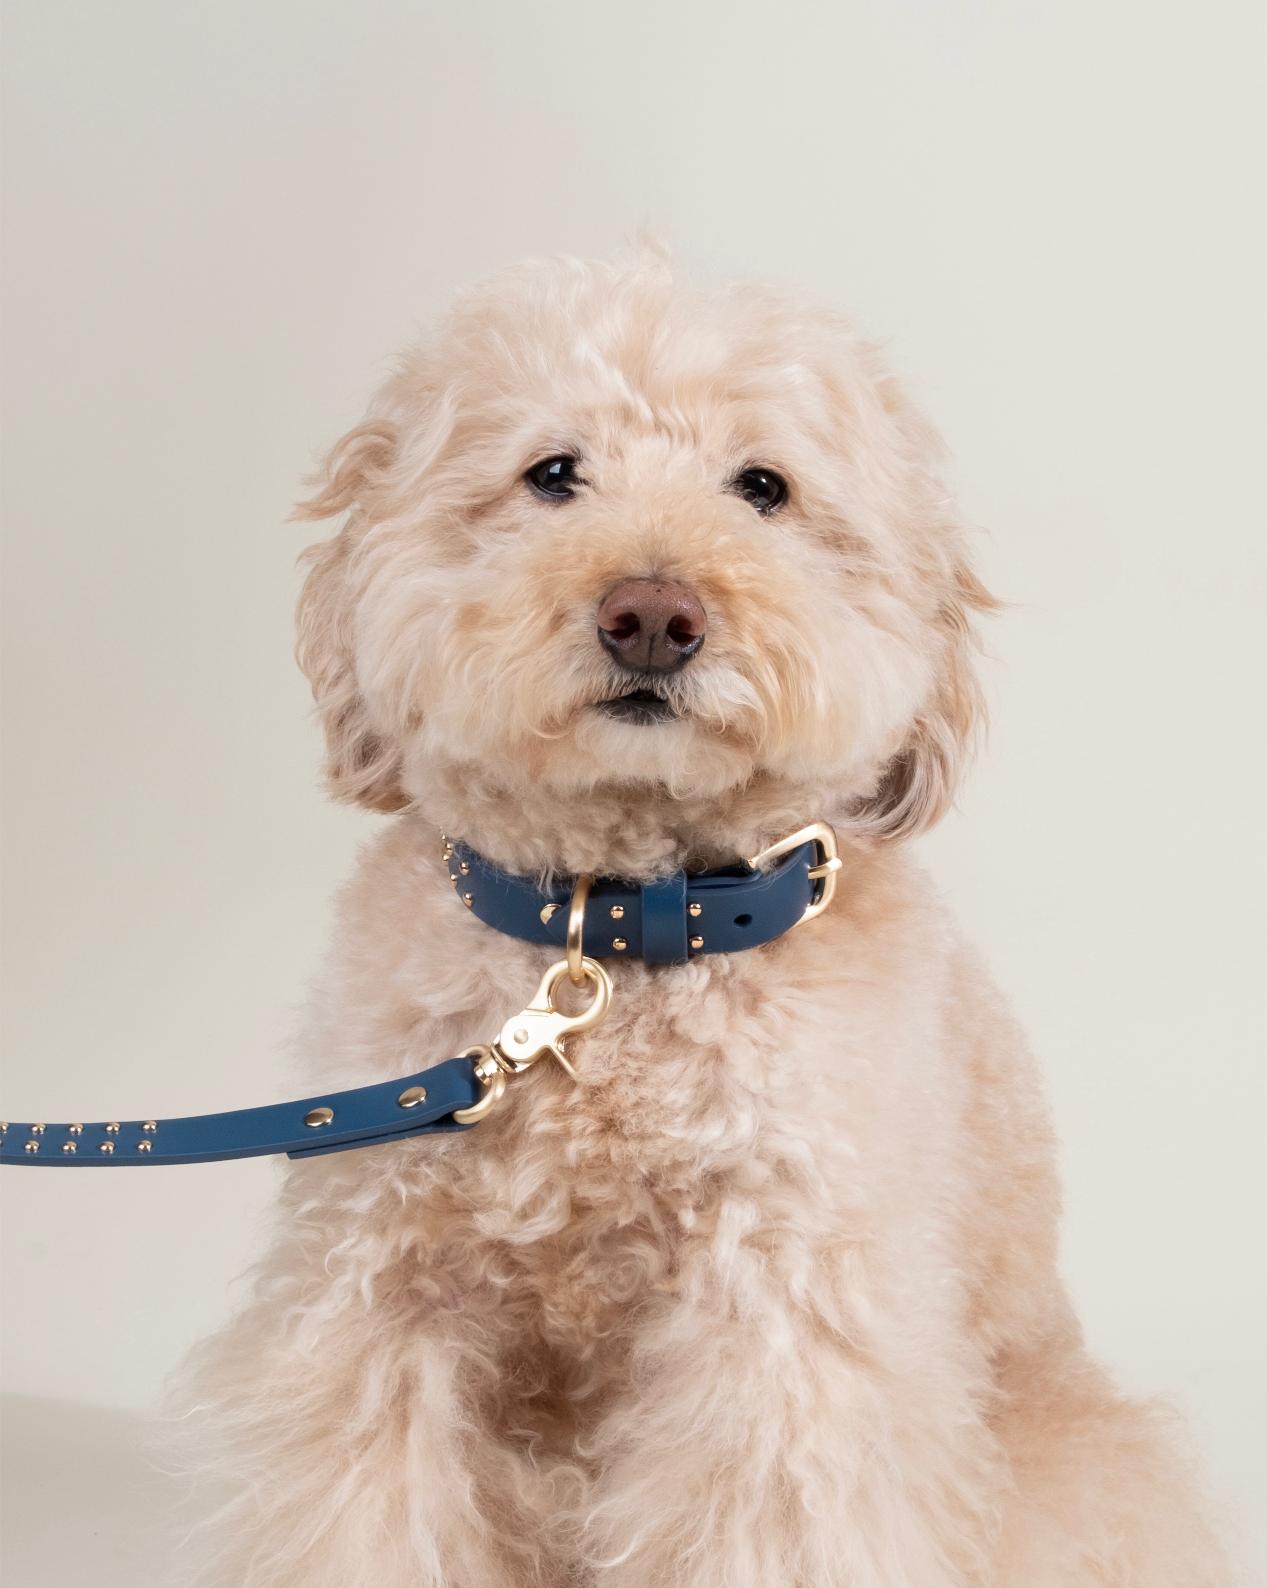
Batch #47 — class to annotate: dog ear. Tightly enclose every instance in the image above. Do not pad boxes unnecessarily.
[294,420,398,523]
[293,421,408,813]
[856,560,998,840]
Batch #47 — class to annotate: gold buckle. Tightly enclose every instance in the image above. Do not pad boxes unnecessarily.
[746,820,841,926]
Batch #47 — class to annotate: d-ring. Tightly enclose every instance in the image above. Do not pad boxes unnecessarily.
[566,874,593,985]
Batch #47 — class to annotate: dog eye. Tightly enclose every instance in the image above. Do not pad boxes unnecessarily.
[730,466,788,516]
[525,455,582,500]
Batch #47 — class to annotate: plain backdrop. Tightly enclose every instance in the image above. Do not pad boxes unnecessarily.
[2,0,1264,1580]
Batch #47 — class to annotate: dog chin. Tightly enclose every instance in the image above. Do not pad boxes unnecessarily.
[562,706,748,794]
[579,702,694,757]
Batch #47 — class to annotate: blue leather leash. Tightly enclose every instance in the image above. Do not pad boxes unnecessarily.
[0,1059,481,1166]
[1,824,840,1168]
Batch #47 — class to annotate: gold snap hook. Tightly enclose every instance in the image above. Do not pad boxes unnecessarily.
[452,956,614,1124]
[493,956,613,1079]
[566,873,594,986]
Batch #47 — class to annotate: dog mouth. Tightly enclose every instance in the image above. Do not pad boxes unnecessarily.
[594,687,679,725]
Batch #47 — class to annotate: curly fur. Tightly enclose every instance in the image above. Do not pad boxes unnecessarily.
[166,249,1233,1585]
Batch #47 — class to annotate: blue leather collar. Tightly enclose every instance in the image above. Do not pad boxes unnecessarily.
[446,829,835,965]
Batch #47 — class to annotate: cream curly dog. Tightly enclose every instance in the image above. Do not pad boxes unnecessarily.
[172,251,1229,1585]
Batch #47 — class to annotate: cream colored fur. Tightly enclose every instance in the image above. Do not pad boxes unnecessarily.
[168,251,1233,1585]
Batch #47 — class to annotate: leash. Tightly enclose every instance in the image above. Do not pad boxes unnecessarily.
[0,960,605,1166]
[0,824,839,1168]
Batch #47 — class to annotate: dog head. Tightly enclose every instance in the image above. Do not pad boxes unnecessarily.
[296,252,994,863]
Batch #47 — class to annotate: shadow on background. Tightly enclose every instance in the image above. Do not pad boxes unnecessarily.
[0,1395,180,1584]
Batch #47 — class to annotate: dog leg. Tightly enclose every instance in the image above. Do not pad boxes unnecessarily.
[950,978,1237,1584]
[986,1340,1236,1586]
[576,1237,998,1588]
[167,1239,568,1586]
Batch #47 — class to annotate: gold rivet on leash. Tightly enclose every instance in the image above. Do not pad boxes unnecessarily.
[24,1141,39,1153]
[62,1141,77,1154]
[688,902,702,917]
[609,904,625,920]
[396,1086,427,1109]
[304,1107,334,1128]
[68,1123,83,1135]
[142,1121,157,1132]
[137,1140,152,1153]
[105,1122,120,1134]
[689,936,704,951]
[612,937,628,951]
[539,902,560,925]
[100,1142,115,1154]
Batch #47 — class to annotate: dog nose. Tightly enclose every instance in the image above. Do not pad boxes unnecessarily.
[596,579,707,672]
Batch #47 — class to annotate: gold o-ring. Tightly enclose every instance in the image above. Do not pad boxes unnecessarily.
[565,874,594,986]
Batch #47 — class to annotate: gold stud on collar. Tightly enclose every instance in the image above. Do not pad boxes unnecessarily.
[612,937,628,951]
[100,1142,115,1155]
[689,935,704,951]
[304,1107,334,1128]
[397,1086,427,1109]
[68,1123,83,1135]
[539,902,560,925]
[31,1123,45,1135]
[462,893,474,908]
[688,902,703,917]
[24,1140,39,1153]
[609,904,625,920]
[137,1140,152,1153]
[62,1141,77,1154]
[105,1122,120,1134]
[142,1121,157,1133]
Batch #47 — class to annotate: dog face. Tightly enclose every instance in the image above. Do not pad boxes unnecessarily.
[297,253,993,839]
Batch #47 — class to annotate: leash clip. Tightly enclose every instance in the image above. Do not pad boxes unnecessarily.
[453,957,613,1125]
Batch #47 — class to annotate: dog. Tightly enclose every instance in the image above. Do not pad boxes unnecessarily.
[171,249,1231,1586]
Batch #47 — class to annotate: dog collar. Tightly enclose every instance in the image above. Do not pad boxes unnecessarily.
[2,823,840,1169]
[445,821,842,966]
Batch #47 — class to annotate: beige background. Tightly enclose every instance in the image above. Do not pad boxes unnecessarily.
[2,0,1264,1580]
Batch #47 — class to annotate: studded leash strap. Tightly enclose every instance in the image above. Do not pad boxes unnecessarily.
[0,957,611,1166]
